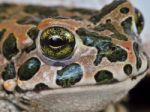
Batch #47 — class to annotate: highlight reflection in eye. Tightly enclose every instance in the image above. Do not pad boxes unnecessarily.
[40,26,75,60]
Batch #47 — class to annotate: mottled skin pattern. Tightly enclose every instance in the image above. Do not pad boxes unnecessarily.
[0,0,148,112]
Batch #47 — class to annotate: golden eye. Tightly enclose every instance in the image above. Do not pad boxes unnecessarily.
[40,26,75,60]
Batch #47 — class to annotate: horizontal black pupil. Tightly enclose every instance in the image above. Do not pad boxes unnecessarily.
[49,37,66,47]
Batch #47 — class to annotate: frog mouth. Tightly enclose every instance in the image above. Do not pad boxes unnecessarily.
[34,68,148,93]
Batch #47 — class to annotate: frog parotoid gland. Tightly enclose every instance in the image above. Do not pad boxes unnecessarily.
[0,0,148,112]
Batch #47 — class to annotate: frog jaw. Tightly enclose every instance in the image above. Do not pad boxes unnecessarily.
[26,71,147,112]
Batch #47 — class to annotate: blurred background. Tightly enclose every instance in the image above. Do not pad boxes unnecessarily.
[0,0,149,112]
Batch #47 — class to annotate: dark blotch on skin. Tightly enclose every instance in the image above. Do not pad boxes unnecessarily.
[124,64,132,75]
[94,22,128,41]
[17,16,41,25]
[120,7,129,14]
[34,83,50,92]
[69,8,98,15]
[2,62,16,81]
[56,63,83,87]
[24,27,39,53]
[70,16,83,21]
[0,29,6,41]
[95,70,118,84]
[121,17,133,34]
[0,16,7,22]
[24,5,59,18]
[76,28,127,65]
[52,16,83,21]
[133,42,142,70]
[89,0,126,24]
[18,57,41,81]
[0,4,15,13]
[135,8,144,34]
[15,86,27,93]
[3,33,19,60]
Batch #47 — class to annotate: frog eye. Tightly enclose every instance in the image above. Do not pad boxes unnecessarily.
[40,26,75,60]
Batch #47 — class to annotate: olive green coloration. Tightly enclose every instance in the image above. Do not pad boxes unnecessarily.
[2,33,19,60]
[0,4,15,13]
[133,42,142,70]
[24,5,59,18]
[124,64,132,75]
[70,16,83,21]
[56,63,83,87]
[134,8,144,34]
[2,62,16,81]
[24,27,39,53]
[40,27,75,60]
[0,16,6,22]
[17,16,41,25]
[120,7,129,14]
[89,0,126,24]
[0,29,6,41]
[0,4,13,22]
[51,16,82,21]
[18,57,41,81]
[121,17,133,34]
[76,28,127,66]
[94,70,118,84]
[94,22,128,41]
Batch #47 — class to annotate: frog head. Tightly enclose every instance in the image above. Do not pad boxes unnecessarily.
[0,0,148,111]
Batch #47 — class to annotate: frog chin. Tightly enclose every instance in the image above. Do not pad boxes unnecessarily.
[26,71,147,112]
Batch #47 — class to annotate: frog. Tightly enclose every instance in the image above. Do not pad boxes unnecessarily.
[0,0,148,112]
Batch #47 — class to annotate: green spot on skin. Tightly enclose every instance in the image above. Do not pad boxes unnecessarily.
[94,22,128,41]
[3,33,19,60]
[124,64,132,75]
[89,0,126,24]
[0,29,6,41]
[56,63,83,87]
[2,62,16,81]
[76,28,127,65]
[133,42,142,70]
[18,57,41,81]
[94,70,118,84]
[24,27,39,53]
[0,4,15,13]
[0,16,6,22]
[121,17,133,34]
[120,7,129,14]
[134,8,144,34]
[17,16,41,25]
[24,5,59,18]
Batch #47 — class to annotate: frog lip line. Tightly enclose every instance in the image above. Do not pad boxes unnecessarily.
[22,67,147,93]
[30,71,147,97]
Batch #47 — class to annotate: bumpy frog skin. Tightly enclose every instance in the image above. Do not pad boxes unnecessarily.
[0,0,148,112]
